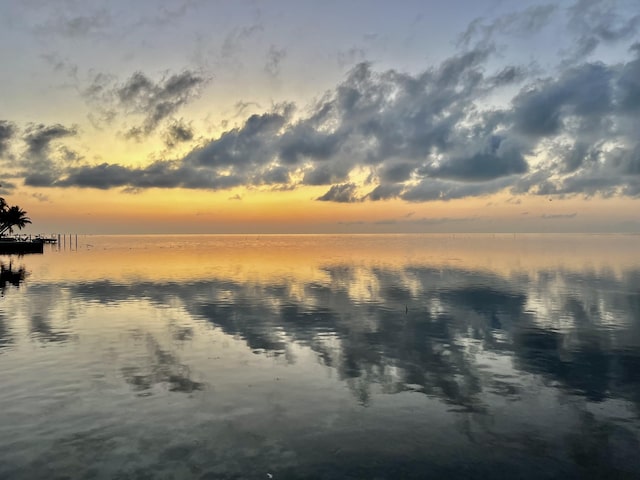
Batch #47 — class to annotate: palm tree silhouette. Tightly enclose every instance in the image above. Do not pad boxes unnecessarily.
[0,201,31,236]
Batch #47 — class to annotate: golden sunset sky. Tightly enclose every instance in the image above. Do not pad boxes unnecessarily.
[1,0,639,233]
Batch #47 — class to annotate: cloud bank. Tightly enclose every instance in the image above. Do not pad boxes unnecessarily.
[1,1,639,203]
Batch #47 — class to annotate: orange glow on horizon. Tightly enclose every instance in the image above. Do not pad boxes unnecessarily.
[7,184,640,235]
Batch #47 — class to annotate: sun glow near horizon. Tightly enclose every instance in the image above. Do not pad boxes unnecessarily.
[11,183,640,234]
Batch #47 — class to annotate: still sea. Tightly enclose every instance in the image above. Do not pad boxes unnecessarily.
[1,234,640,479]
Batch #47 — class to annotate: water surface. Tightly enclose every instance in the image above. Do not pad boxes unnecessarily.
[1,234,640,479]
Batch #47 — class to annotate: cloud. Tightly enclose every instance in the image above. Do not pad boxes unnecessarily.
[565,0,640,62]
[84,70,208,138]
[23,124,77,157]
[424,135,529,181]
[279,123,343,167]
[618,51,640,112]
[0,121,16,158]
[401,177,514,202]
[119,71,207,138]
[378,162,415,183]
[52,107,292,191]
[0,182,16,195]
[22,123,78,187]
[487,66,527,87]
[512,56,640,197]
[184,108,289,169]
[31,192,50,202]
[511,63,613,138]
[460,1,637,65]
[458,4,557,48]
[317,183,360,203]
[56,163,140,189]
[11,1,640,204]
[364,183,404,201]
[56,160,244,190]
[36,9,112,38]
[164,120,194,148]
[265,46,286,77]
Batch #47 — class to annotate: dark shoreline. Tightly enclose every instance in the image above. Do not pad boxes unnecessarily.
[0,241,44,255]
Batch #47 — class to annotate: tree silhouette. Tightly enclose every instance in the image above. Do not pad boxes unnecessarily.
[0,198,31,236]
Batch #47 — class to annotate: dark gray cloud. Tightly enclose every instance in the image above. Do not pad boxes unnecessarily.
[0,182,16,195]
[487,66,527,87]
[57,163,140,189]
[84,70,208,138]
[378,162,415,183]
[163,120,194,148]
[301,164,347,186]
[317,183,360,203]
[22,123,78,187]
[617,52,640,112]
[252,165,291,186]
[24,172,58,188]
[425,135,528,181]
[512,63,613,138]
[401,177,514,202]
[279,124,342,166]
[23,123,77,157]
[56,160,243,191]
[0,121,16,158]
[119,71,206,137]
[364,183,404,201]
[184,109,288,170]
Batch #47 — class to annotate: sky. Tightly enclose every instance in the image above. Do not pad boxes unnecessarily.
[1,0,639,234]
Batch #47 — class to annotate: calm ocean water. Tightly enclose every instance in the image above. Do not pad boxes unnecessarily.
[1,234,640,479]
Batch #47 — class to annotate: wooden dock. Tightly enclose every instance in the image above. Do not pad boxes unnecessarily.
[0,233,80,254]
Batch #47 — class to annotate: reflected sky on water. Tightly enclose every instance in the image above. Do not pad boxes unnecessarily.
[1,234,640,479]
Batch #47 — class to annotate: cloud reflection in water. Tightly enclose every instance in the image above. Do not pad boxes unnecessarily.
[1,235,640,478]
